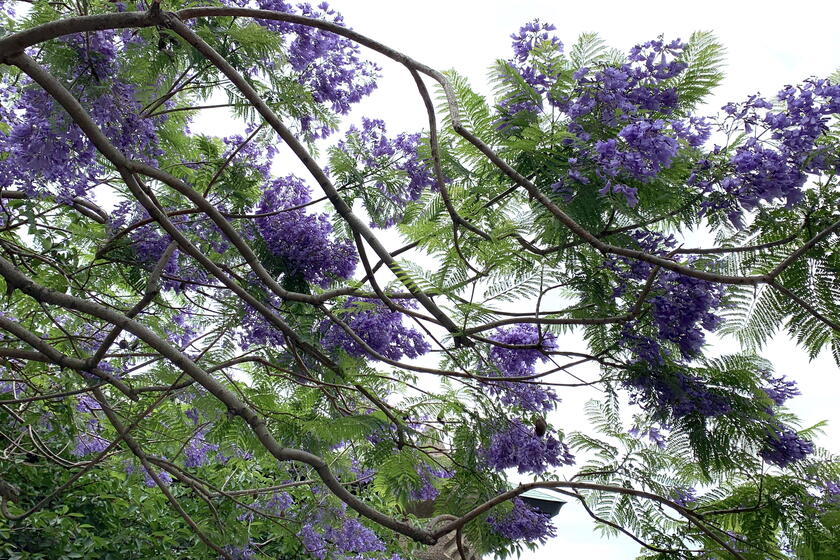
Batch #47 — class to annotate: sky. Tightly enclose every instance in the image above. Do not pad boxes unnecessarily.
[315,1,840,558]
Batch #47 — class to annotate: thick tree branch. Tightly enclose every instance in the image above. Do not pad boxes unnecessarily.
[0,255,436,545]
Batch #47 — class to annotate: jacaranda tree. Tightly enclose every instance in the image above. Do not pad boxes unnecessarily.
[1,2,839,559]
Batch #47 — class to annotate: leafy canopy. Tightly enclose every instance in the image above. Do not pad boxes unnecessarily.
[0,3,839,560]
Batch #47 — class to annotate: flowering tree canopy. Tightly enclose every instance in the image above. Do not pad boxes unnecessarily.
[1,3,840,559]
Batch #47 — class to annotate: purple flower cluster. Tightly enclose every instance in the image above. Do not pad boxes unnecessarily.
[485,419,574,475]
[506,33,707,208]
[408,463,452,502]
[593,119,679,207]
[486,325,559,413]
[604,231,735,419]
[611,230,724,362]
[1,0,15,17]
[1,88,97,202]
[555,38,686,123]
[256,175,357,287]
[169,310,202,350]
[0,31,162,203]
[0,378,25,396]
[220,544,256,560]
[606,233,812,467]
[487,498,556,544]
[508,20,562,94]
[703,79,840,225]
[494,20,560,128]
[650,269,725,359]
[108,202,219,293]
[759,427,814,467]
[495,95,543,130]
[625,367,732,419]
[253,0,379,138]
[222,128,277,184]
[237,491,293,522]
[239,299,288,349]
[76,394,102,414]
[298,512,386,560]
[671,486,698,507]
[611,236,811,463]
[337,118,435,227]
[184,425,220,468]
[124,459,174,488]
[71,418,110,457]
[141,464,173,488]
[629,425,667,448]
[762,375,800,406]
[822,481,840,496]
[320,298,430,362]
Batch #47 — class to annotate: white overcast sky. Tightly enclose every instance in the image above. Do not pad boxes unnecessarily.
[320,1,840,558]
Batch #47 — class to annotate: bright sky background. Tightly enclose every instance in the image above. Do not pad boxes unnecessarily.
[317,1,840,558]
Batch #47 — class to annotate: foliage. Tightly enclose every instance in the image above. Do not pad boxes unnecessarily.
[0,3,839,560]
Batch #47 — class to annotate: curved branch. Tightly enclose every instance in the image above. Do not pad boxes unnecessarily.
[159,13,463,340]
[431,480,746,560]
[0,254,436,545]
[0,315,137,400]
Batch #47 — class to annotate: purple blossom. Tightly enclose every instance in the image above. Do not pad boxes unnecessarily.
[485,419,574,474]
[650,269,725,359]
[625,366,732,419]
[762,375,800,406]
[237,491,293,522]
[1,0,15,17]
[349,457,376,481]
[75,394,102,414]
[222,128,277,182]
[759,427,814,467]
[591,119,681,206]
[141,463,173,488]
[238,298,289,349]
[553,36,686,121]
[609,231,725,376]
[707,78,840,224]
[408,463,453,502]
[495,94,543,130]
[671,486,697,506]
[299,523,329,560]
[184,425,220,468]
[531,36,699,210]
[672,117,712,148]
[256,175,357,287]
[486,325,559,413]
[254,1,379,138]
[629,426,667,448]
[71,419,109,457]
[0,378,24,396]
[508,20,562,93]
[320,298,430,362]
[598,181,639,207]
[0,31,163,203]
[488,498,556,544]
[298,512,386,560]
[337,118,435,227]
[823,481,840,496]
[185,408,200,425]
[326,517,386,555]
[617,119,679,176]
[108,202,210,292]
